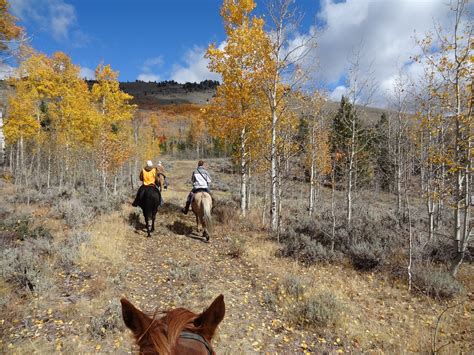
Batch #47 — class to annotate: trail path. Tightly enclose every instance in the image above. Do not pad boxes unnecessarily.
[121,160,307,353]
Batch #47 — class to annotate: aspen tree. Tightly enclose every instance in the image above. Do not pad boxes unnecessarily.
[206,0,272,216]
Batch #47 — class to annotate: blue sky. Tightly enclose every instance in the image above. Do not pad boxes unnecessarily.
[7,0,469,106]
[9,0,323,82]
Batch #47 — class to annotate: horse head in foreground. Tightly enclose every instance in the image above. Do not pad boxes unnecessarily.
[121,294,225,354]
[191,191,213,242]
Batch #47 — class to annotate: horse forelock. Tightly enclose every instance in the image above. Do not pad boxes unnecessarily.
[141,308,200,355]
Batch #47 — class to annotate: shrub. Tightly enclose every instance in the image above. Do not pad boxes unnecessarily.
[56,230,91,269]
[212,180,231,192]
[56,197,93,227]
[263,290,277,310]
[281,276,305,298]
[348,241,385,271]
[0,237,54,294]
[286,292,343,329]
[168,260,201,282]
[412,265,463,299]
[213,199,238,224]
[80,191,127,215]
[279,231,339,265]
[89,300,124,339]
[278,208,404,270]
[421,240,458,264]
[227,237,245,258]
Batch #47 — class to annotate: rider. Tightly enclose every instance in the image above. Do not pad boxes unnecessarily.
[182,160,211,214]
[156,161,168,191]
[132,160,158,207]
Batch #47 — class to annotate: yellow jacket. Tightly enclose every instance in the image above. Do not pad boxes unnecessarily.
[140,167,157,186]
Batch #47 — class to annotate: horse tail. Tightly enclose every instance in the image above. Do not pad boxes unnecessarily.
[203,196,212,233]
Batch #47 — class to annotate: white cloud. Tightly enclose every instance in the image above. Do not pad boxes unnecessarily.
[79,66,95,80]
[137,56,163,82]
[329,85,347,102]
[137,73,161,82]
[50,1,76,41]
[170,45,221,84]
[10,0,82,43]
[143,56,164,69]
[0,64,16,79]
[288,0,473,106]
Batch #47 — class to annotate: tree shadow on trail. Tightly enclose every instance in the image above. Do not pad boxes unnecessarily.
[167,220,208,243]
[167,220,192,235]
[160,202,183,214]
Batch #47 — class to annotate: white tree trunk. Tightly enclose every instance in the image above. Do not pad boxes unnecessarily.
[19,135,24,186]
[346,121,356,228]
[331,160,336,251]
[246,165,251,210]
[262,173,268,226]
[240,127,247,217]
[270,104,279,233]
[308,125,316,216]
[47,147,51,189]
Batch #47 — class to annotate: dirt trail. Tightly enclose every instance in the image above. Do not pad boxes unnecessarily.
[121,160,305,353]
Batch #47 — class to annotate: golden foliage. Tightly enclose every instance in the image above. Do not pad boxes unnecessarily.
[0,0,22,52]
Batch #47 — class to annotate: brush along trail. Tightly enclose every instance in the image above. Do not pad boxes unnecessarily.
[121,160,324,353]
[2,159,471,353]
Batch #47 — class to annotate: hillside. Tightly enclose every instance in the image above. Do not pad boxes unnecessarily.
[0,79,387,124]
[1,158,472,353]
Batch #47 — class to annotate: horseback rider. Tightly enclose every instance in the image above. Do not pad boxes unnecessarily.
[156,161,168,191]
[132,160,160,207]
[182,160,211,214]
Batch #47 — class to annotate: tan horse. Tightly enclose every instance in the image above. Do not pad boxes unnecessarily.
[191,191,212,242]
[156,172,166,192]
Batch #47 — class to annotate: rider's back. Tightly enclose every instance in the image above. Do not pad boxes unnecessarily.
[141,167,157,186]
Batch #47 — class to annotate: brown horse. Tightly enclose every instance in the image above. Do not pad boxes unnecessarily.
[121,294,225,355]
[191,191,213,242]
[156,172,166,192]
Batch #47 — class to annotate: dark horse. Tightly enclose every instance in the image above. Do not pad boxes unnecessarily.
[121,294,225,354]
[139,186,161,237]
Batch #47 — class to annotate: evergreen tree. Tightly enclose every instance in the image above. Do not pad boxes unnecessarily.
[331,96,374,225]
[374,113,394,191]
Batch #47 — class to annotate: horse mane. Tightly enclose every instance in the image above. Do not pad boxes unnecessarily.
[141,307,199,355]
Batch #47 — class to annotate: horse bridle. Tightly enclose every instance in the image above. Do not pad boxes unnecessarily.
[137,311,213,355]
[179,331,213,355]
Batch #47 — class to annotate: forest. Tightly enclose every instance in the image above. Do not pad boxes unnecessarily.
[0,0,472,353]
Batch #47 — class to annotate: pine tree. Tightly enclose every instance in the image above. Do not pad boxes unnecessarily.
[374,113,394,192]
[332,96,373,227]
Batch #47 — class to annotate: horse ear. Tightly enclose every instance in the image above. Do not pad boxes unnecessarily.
[194,294,225,340]
[120,298,151,337]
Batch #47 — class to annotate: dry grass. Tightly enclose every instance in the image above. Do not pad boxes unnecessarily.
[244,231,473,353]
[1,159,472,354]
